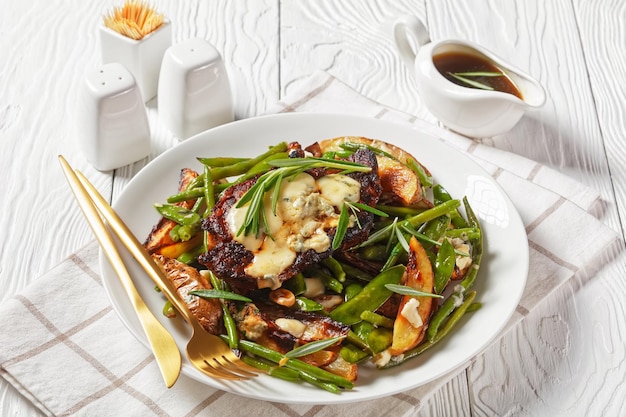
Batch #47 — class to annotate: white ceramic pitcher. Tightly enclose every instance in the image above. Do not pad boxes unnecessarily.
[393,16,546,137]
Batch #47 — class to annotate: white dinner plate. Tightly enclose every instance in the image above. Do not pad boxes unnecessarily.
[100,113,528,404]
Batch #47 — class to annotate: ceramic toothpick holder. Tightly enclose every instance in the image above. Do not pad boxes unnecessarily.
[99,20,172,102]
[158,38,234,140]
[77,62,151,171]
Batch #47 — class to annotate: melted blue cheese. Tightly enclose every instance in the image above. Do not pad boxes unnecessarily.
[227,172,361,289]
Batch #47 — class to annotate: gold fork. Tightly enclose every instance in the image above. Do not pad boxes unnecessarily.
[60,157,257,380]
[59,156,181,388]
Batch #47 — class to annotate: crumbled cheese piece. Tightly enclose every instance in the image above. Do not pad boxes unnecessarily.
[303,277,325,298]
[400,298,423,328]
[372,349,392,367]
[275,318,307,338]
[452,285,466,308]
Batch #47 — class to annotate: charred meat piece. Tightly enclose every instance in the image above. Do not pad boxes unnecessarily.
[199,147,382,295]
[318,136,433,209]
[152,254,224,335]
[232,302,349,354]
[144,168,199,253]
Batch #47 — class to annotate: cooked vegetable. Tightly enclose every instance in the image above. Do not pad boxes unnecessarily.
[388,237,435,355]
[144,137,484,392]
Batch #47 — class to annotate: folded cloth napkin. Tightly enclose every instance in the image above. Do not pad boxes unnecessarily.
[0,71,621,417]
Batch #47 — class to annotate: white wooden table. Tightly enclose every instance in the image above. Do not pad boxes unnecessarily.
[1,1,625,415]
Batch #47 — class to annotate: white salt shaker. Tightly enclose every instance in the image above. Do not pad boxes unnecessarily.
[77,63,151,171]
[158,38,234,140]
[99,20,172,102]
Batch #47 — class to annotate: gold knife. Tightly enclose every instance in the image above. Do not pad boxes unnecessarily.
[58,155,181,388]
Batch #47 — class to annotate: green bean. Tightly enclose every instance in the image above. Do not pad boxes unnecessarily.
[360,310,394,328]
[232,152,289,184]
[283,272,306,296]
[297,370,341,394]
[375,205,425,217]
[197,156,250,167]
[322,257,346,282]
[166,187,206,203]
[203,165,215,214]
[330,265,405,325]
[466,302,482,313]
[426,289,460,342]
[433,184,469,228]
[176,244,204,264]
[176,223,201,242]
[240,355,300,381]
[434,239,455,294]
[444,227,481,241]
[238,340,354,389]
[209,142,288,180]
[316,269,344,294]
[208,271,239,349]
[168,224,181,242]
[407,157,433,188]
[405,199,460,227]
[459,197,483,291]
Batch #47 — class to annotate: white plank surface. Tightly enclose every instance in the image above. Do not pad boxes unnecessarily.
[0,0,624,416]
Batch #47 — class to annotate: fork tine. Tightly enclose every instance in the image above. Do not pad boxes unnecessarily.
[213,355,258,378]
[203,358,253,380]
[193,358,244,380]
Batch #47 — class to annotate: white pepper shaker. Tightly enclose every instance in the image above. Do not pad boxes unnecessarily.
[157,38,234,140]
[77,63,151,171]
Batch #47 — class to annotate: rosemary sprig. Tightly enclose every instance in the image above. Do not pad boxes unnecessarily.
[448,71,502,91]
[384,284,443,299]
[236,157,372,238]
[284,336,346,359]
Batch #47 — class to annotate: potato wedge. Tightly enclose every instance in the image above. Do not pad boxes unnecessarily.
[322,354,358,382]
[388,237,435,355]
[318,136,432,208]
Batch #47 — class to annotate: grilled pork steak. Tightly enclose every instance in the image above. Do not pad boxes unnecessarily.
[199,146,382,295]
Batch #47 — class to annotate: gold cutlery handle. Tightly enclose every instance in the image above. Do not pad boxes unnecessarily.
[72,170,198,328]
[58,156,181,388]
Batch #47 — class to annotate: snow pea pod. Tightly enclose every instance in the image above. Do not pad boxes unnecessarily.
[340,344,369,364]
[434,238,456,294]
[329,265,405,325]
[433,184,469,228]
[154,203,201,226]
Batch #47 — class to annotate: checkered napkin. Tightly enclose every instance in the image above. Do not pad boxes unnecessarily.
[0,71,621,417]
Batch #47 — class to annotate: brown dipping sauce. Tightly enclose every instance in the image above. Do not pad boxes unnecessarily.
[433,51,523,99]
